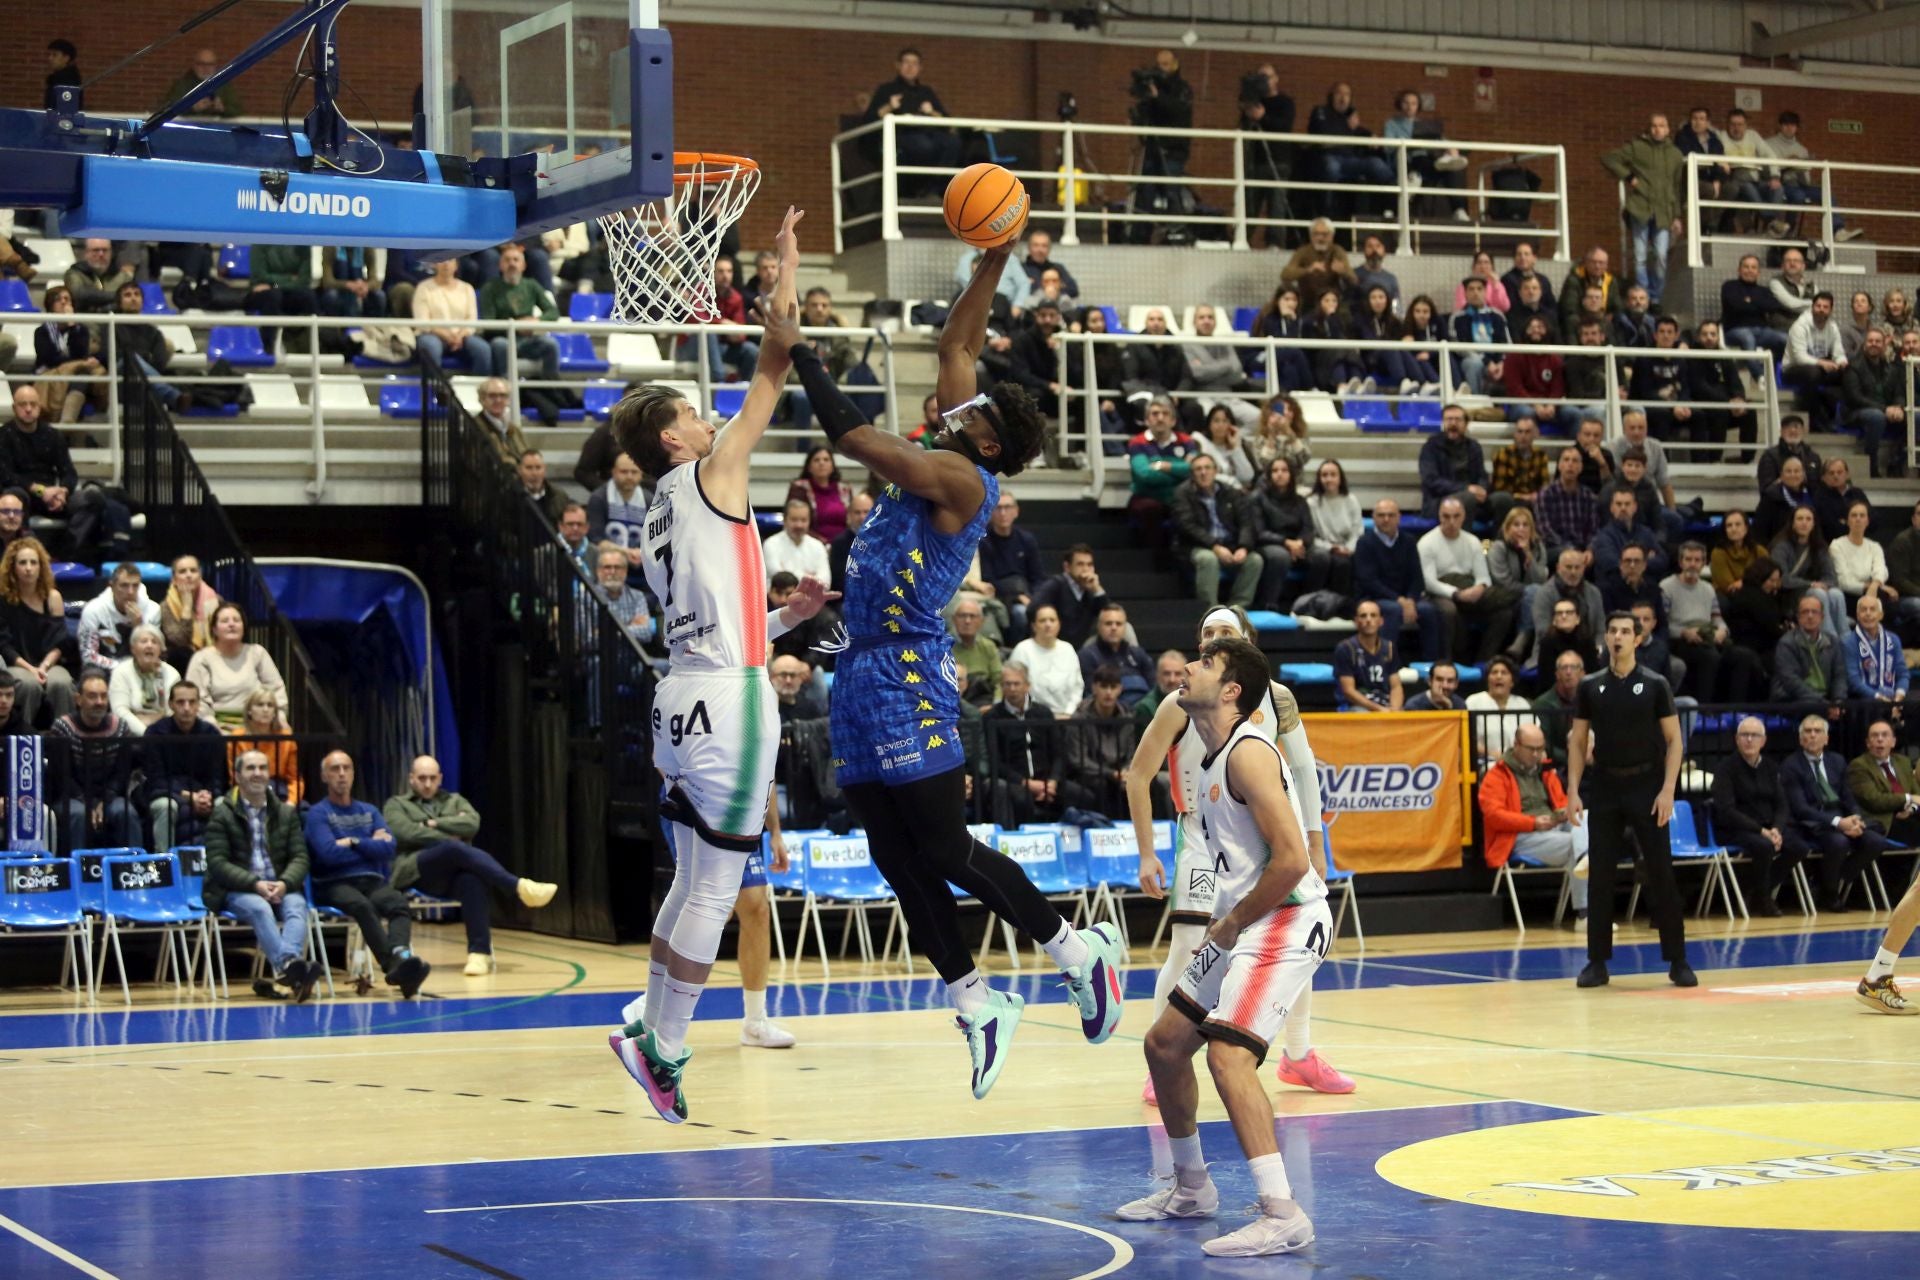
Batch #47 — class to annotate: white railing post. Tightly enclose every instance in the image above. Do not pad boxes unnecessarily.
[1231,135,1249,251]
[1054,334,1071,466]
[1553,147,1571,260]
[1437,337,1455,405]
[1764,348,1782,457]
[105,320,121,488]
[1820,162,1836,248]
[880,332,898,432]
[882,116,901,242]
[506,318,522,423]
[1687,154,1705,269]
[831,130,846,254]
[309,314,325,498]
[694,326,713,420]
[1395,143,1412,252]
[1082,333,1103,490]
[1603,344,1622,437]
[1060,124,1080,247]
[1908,356,1918,475]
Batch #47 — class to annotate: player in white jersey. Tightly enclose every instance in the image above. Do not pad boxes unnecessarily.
[1125,606,1352,1104]
[1116,636,1330,1258]
[603,208,833,1123]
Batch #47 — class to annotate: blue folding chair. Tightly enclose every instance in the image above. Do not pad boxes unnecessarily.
[976,827,1092,968]
[0,856,95,1004]
[793,833,910,977]
[206,326,275,367]
[0,279,34,312]
[97,852,199,1004]
[1082,826,1143,949]
[569,292,614,322]
[378,377,423,419]
[583,380,624,420]
[762,827,823,964]
[554,331,610,373]
[307,877,375,997]
[1322,822,1364,949]
[140,283,178,315]
[218,245,250,278]
[1628,799,1747,923]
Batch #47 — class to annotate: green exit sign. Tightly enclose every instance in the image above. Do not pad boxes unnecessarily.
[1829,119,1864,134]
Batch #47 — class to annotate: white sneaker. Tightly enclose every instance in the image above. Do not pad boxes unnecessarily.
[1116,1174,1219,1221]
[517,878,558,908]
[1451,208,1472,223]
[741,1018,797,1049]
[1418,381,1440,395]
[1338,378,1360,395]
[1202,1196,1314,1257]
[463,952,495,977]
[1836,226,1865,243]
[1398,378,1420,395]
[1357,377,1378,395]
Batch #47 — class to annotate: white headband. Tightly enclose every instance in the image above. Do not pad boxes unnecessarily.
[1201,607,1241,636]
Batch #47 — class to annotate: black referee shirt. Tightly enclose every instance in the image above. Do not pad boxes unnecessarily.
[1574,663,1675,771]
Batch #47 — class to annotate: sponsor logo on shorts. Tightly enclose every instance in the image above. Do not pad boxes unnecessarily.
[1187,867,1217,896]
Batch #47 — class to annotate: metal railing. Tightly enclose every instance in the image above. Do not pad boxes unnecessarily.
[832,114,1571,255]
[1682,151,1918,269]
[118,363,345,742]
[3,310,899,497]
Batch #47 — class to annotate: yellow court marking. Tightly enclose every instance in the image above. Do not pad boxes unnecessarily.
[1376,1102,1920,1231]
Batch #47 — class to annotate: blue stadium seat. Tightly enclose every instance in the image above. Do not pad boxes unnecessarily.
[1405,660,1483,685]
[140,283,178,315]
[218,245,250,278]
[712,385,747,419]
[584,381,623,420]
[50,562,95,589]
[0,279,32,312]
[1244,610,1301,633]
[129,562,173,589]
[180,400,243,417]
[554,331,610,373]
[1278,662,1335,687]
[1231,305,1259,334]
[379,377,423,418]
[569,293,615,322]
[1398,399,1444,429]
[1399,515,1437,536]
[1348,399,1401,431]
[206,326,274,367]
[1096,305,1125,333]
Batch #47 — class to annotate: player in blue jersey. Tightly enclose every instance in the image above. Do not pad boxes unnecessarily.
[780,241,1126,1098]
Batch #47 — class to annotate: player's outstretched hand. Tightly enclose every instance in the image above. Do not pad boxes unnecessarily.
[754,293,803,371]
[784,575,841,622]
[774,205,804,273]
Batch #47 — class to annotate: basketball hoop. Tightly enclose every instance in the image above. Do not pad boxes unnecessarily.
[598,152,761,326]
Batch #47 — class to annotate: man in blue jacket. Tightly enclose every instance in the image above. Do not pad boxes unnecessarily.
[1354,498,1444,659]
[306,749,429,996]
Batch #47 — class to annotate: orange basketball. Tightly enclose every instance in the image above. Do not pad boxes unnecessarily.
[943,162,1030,249]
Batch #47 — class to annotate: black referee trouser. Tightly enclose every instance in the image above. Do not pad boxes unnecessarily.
[1582,770,1688,965]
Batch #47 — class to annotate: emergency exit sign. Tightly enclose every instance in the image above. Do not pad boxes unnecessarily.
[1828,119,1864,134]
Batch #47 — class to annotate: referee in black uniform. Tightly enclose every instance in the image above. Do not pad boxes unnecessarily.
[1565,611,1697,989]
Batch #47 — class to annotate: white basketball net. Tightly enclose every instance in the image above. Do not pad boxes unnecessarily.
[598,154,761,325]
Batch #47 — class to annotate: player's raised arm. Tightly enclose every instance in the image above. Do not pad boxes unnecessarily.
[705,206,804,491]
[1125,690,1186,897]
[938,242,1014,408]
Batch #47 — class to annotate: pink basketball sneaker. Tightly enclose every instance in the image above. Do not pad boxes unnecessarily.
[1273,1050,1355,1094]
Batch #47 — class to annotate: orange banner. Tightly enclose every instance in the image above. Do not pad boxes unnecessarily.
[1302,711,1471,874]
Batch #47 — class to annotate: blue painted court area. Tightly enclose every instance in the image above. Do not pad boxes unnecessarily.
[0,927,1888,1052]
[0,1102,1904,1279]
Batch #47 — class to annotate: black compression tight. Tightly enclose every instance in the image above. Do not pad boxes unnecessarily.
[843,770,1067,984]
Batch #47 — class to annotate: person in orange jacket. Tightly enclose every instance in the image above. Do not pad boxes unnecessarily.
[1479,722,1589,920]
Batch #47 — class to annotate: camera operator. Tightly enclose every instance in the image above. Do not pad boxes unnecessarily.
[1239,64,1295,247]
[1128,48,1194,243]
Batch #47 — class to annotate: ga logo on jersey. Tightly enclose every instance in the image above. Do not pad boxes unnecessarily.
[1209,783,1221,802]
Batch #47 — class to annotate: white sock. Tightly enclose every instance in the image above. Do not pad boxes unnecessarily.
[1283,985,1312,1061]
[743,988,766,1024]
[948,969,991,1017]
[1147,1122,1174,1179]
[653,977,703,1058]
[1867,947,1900,983]
[1171,1132,1208,1188]
[1248,1152,1292,1202]
[628,960,668,1031]
[1042,920,1090,973]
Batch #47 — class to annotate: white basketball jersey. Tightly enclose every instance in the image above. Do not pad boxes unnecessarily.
[1171,684,1311,848]
[1194,712,1327,918]
[640,460,769,671]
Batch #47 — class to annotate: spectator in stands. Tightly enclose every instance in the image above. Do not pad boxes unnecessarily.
[1883,290,1918,341]
[1502,321,1575,434]
[1772,593,1847,710]
[385,754,555,976]
[1756,412,1819,495]
[160,554,219,672]
[1180,305,1258,428]
[0,492,23,562]
[1504,243,1556,314]
[1078,604,1152,709]
[1490,506,1548,660]
[1062,665,1133,814]
[585,452,647,573]
[163,47,241,116]
[382,249,434,321]
[1452,250,1511,314]
[1608,284,1657,350]
[319,246,386,319]
[229,686,300,805]
[1813,456,1868,543]
[986,661,1062,823]
[31,289,105,423]
[1888,498,1920,603]
[1388,90,1469,221]
[1848,719,1920,849]
[201,749,314,1000]
[1558,246,1620,337]
[1279,218,1357,304]
[1031,544,1111,648]
[1404,658,1460,711]
[1531,648,1589,769]
[1134,648,1187,727]
[1250,285,1315,394]
[1711,717,1807,917]
[413,257,494,375]
[767,653,824,723]
[1421,497,1516,662]
[1532,546,1603,668]
[1721,253,1786,365]
[1725,557,1789,675]
[784,447,854,544]
[1306,458,1360,595]
[1308,83,1393,216]
[1846,594,1909,706]
[0,536,73,725]
[1770,504,1845,637]
[1664,540,1757,700]
[1301,287,1366,395]
[48,669,138,850]
[5,383,130,559]
[1711,509,1760,595]
[78,563,159,670]
[1560,324,1617,425]
[1125,396,1194,546]
[1333,600,1401,712]
[1603,113,1685,308]
[479,244,562,422]
[863,48,961,194]
[1250,456,1326,608]
[1839,290,1877,362]
[946,596,1002,709]
[1770,246,1817,334]
[1488,415,1549,529]
[1507,273,1556,344]
[1019,230,1078,295]
[308,750,430,995]
[517,449,567,526]
[185,601,288,731]
[1357,285,1426,396]
[1022,267,1075,315]
[1760,454,1820,551]
[1131,49,1195,226]
[1238,65,1295,243]
[1598,447,1670,541]
[1480,722,1587,915]
[1005,298,1068,421]
[1009,604,1084,720]
[1835,499,1916,625]
[1843,327,1906,478]
[1172,453,1265,609]
[1417,404,1488,522]
[1448,277,1509,393]
[553,502,592,575]
[146,681,225,849]
[45,38,81,110]
[1628,316,1691,440]
[1603,544,1663,621]
[108,625,178,733]
[1675,105,1728,204]
[1785,290,1848,430]
[474,379,532,467]
[244,244,318,351]
[1718,108,1786,232]
[1399,294,1445,392]
[1769,111,1861,241]
[1245,396,1311,478]
[64,241,131,315]
[1353,235,1399,302]
[1190,407,1252,490]
[977,490,1039,632]
[1783,714,1889,912]
[1684,320,1751,456]
[594,544,653,642]
[1593,488,1668,586]
[1067,309,1132,448]
[1536,446,1601,564]
[112,280,185,409]
[1356,498,1443,657]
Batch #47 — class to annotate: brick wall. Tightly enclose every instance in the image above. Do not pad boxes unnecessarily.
[8,13,1919,256]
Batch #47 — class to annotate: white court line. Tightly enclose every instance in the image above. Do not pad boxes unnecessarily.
[0,1212,121,1279]
[1324,959,1504,983]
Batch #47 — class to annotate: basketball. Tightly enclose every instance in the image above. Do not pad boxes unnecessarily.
[943,162,1030,249]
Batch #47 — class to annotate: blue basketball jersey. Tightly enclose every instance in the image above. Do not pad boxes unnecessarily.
[842,468,998,642]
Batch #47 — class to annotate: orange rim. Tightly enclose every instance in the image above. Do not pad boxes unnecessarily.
[671,151,759,186]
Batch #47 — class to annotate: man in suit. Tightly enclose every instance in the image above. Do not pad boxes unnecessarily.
[1782,713,1892,911]
[1711,716,1810,916]
[984,662,1060,826]
[1847,718,1920,848]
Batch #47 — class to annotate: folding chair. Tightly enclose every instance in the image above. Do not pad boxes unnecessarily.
[1628,801,1746,921]
[1083,826,1142,950]
[764,828,826,965]
[977,827,1091,967]
[1323,823,1365,950]
[792,833,911,978]
[97,852,199,1005]
[307,877,377,996]
[0,855,95,1004]
[1492,853,1578,935]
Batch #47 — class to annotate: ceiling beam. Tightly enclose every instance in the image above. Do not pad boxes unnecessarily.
[1754,2,1920,55]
